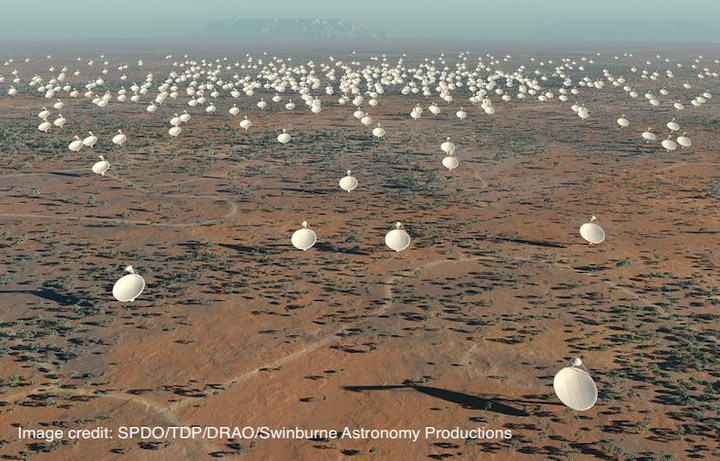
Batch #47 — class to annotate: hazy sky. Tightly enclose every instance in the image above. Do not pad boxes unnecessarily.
[1,0,718,41]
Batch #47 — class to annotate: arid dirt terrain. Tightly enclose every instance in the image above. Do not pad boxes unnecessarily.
[0,43,718,460]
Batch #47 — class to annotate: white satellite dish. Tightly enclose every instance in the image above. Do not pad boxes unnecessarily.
[92,155,110,175]
[553,358,598,411]
[69,136,84,152]
[372,124,385,138]
[83,131,98,147]
[667,119,680,131]
[661,137,677,152]
[676,133,691,148]
[169,126,182,137]
[385,222,411,252]
[277,129,291,144]
[616,115,629,128]
[239,116,252,130]
[410,105,422,120]
[579,216,605,244]
[442,154,459,171]
[339,170,358,192]
[112,130,127,145]
[440,137,455,154]
[112,266,146,302]
[38,121,51,132]
[291,221,316,251]
[641,128,656,143]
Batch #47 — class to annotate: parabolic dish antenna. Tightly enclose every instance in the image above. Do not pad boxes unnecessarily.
[92,156,110,175]
[291,221,317,251]
[277,129,291,144]
[385,222,411,252]
[112,266,145,302]
[339,170,358,192]
[69,137,83,152]
[442,155,459,171]
[553,358,598,411]
[641,128,656,142]
[240,116,252,130]
[112,130,127,145]
[677,133,691,148]
[661,137,677,152]
[579,216,605,244]
[83,132,98,147]
[440,137,455,154]
[372,124,385,138]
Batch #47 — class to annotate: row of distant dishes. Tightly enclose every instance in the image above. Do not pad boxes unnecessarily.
[111,212,604,413]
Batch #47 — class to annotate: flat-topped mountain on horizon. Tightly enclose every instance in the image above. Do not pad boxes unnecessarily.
[188,19,389,40]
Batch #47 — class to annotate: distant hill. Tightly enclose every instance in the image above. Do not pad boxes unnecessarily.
[188,19,389,40]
